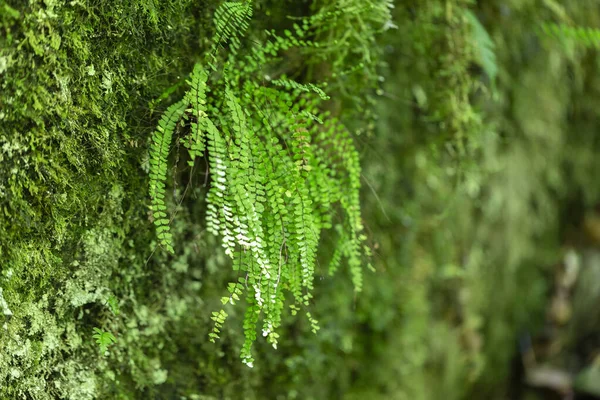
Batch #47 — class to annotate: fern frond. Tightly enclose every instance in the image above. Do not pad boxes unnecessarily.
[147,0,371,366]
[541,22,600,48]
[184,64,209,167]
[148,99,187,254]
[204,117,230,241]
[270,78,330,101]
[209,309,228,343]
[210,1,253,70]
[465,10,497,86]
[92,327,116,354]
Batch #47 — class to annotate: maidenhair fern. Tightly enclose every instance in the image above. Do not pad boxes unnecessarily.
[147,1,368,367]
[303,0,395,125]
[540,22,600,48]
[148,99,187,254]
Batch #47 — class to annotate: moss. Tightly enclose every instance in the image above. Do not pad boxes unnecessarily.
[0,0,214,397]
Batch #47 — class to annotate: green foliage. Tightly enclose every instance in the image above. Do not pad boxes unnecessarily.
[390,1,481,155]
[209,310,229,343]
[92,328,117,354]
[149,99,188,254]
[541,22,600,48]
[305,0,395,128]
[147,1,367,367]
[106,295,120,316]
[0,0,215,397]
[4,0,600,399]
[466,10,497,88]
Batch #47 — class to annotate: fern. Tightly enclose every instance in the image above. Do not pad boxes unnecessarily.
[92,328,116,354]
[106,295,120,316]
[184,64,209,167]
[465,10,497,87]
[148,99,187,254]
[209,1,253,70]
[541,22,600,48]
[270,78,330,101]
[301,0,395,126]
[147,1,369,366]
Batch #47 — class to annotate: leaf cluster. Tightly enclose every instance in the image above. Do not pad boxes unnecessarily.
[541,22,600,48]
[92,328,117,354]
[147,1,368,366]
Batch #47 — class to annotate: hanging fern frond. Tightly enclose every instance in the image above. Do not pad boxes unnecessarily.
[270,78,330,101]
[465,10,498,87]
[184,64,209,167]
[540,22,600,48]
[209,1,253,70]
[148,99,187,254]
[147,0,372,367]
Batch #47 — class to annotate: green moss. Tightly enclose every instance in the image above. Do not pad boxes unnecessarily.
[0,0,211,397]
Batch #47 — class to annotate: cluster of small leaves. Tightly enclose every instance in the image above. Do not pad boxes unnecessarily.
[540,22,600,48]
[92,328,117,354]
[106,295,120,316]
[304,1,395,69]
[209,1,253,70]
[147,1,367,367]
[208,310,229,343]
[303,0,396,125]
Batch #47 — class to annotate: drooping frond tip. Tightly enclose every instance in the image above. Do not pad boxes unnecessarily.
[148,99,187,254]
